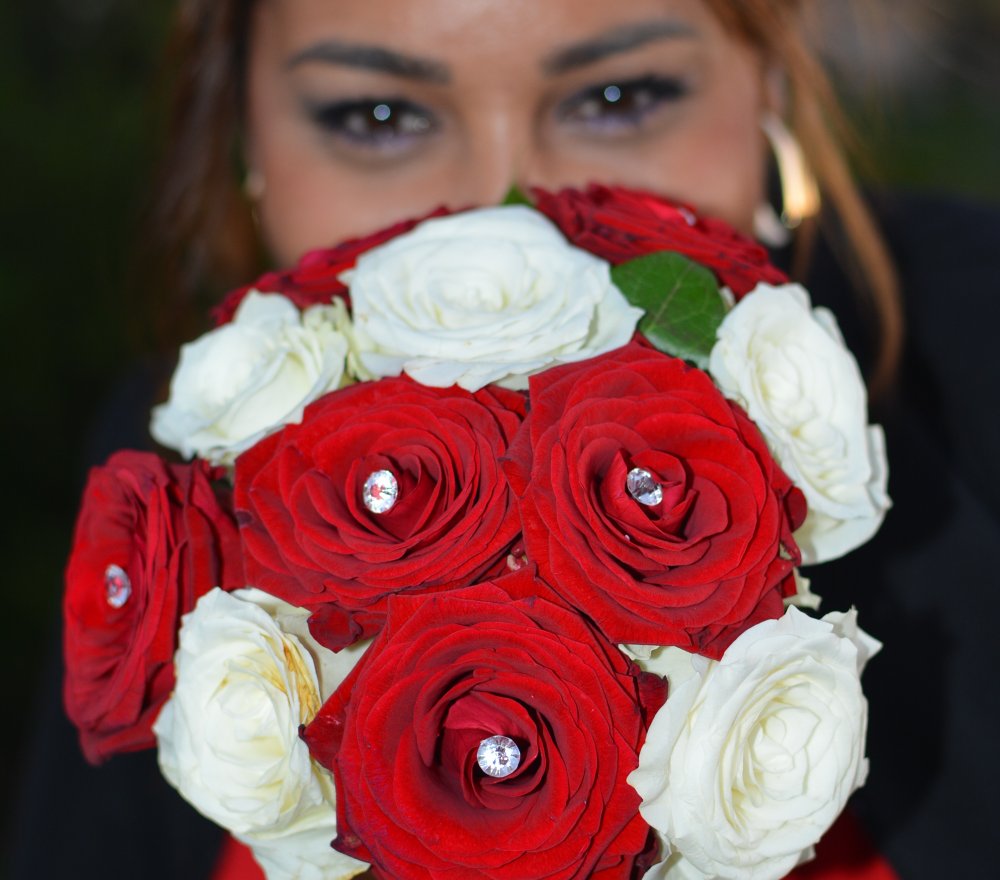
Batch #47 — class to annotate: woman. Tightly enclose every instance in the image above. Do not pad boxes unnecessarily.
[157,0,902,392]
[11,1,999,878]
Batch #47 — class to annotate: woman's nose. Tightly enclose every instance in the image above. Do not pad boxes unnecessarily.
[447,106,544,207]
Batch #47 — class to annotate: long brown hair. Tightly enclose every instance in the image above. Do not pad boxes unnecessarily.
[144,0,259,345]
[703,0,903,398]
[148,0,902,395]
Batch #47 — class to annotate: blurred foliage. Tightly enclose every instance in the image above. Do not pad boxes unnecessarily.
[0,0,997,859]
[832,0,1000,198]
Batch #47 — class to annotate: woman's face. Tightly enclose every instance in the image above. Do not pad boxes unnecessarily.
[247,0,774,266]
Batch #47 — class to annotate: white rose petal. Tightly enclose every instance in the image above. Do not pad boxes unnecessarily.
[785,569,823,611]
[708,283,890,563]
[343,205,643,391]
[620,643,700,692]
[629,606,880,880]
[154,588,369,880]
[151,292,353,466]
[247,823,369,880]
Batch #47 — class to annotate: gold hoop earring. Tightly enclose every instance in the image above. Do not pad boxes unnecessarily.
[754,112,821,247]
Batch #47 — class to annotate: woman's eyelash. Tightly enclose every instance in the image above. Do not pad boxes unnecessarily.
[303,76,686,149]
[305,98,436,146]
[556,75,690,129]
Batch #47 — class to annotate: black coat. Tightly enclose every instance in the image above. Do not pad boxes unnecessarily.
[8,194,1000,879]
[800,193,1000,879]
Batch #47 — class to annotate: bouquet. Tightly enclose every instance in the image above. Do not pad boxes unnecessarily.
[63,184,889,880]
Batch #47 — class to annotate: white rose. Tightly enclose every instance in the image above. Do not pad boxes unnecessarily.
[150,292,352,466]
[154,588,369,880]
[628,606,880,880]
[343,205,643,391]
[708,283,890,564]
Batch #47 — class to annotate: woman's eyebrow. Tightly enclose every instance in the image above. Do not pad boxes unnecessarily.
[543,20,699,75]
[285,40,450,83]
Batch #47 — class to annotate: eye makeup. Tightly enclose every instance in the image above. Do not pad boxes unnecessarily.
[555,74,692,135]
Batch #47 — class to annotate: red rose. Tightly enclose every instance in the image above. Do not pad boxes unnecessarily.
[503,343,805,658]
[63,451,243,764]
[303,572,666,880]
[533,183,787,297]
[211,207,450,325]
[234,378,525,647]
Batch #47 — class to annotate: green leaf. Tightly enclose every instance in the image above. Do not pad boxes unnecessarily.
[501,185,533,207]
[611,252,727,368]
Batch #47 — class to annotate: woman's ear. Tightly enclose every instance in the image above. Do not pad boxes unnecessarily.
[244,168,266,202]
[240,131,266,202]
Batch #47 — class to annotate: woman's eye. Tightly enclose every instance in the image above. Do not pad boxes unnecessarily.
[556,76,689,133]
[305,98,436,151]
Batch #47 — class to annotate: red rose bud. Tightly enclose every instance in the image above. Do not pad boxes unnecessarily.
[303,571,666,880]
[63,451,243,764]
[533,183,787,298]
[503,343,805,658]
[234,377,526,644]
[212,207,451,325]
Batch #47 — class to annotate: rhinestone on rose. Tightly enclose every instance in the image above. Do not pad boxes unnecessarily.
[104,564,132,609]
[626,467,664,507]
[362,469,400,514]
[477,735,521,778]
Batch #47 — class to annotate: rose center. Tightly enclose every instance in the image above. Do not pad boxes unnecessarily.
[104,564,132,609]
[476,735,521,778]
[362,469,400,514]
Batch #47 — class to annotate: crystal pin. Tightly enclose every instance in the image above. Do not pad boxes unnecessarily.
[626,468,664,507]
[104,564,132,609]
[477,735,521,778]
[363,469,400,514]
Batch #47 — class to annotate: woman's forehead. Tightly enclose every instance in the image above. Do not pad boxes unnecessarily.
[257,0,730,61]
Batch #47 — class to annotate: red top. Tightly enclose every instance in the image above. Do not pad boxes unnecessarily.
[211,810,898,880]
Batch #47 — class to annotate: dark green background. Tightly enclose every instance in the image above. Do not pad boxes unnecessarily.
[1,0,997,868]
